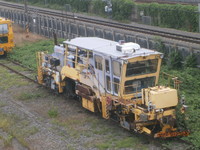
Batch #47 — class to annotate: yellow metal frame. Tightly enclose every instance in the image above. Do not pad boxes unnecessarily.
[120,54,162,99]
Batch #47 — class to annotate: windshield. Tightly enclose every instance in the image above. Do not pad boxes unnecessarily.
[0,24,8,34]
[126,59,158,77]
[124,77,155,94]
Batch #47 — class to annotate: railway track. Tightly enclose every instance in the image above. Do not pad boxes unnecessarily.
[0,59,195,149]
[0,63,35,83]
[0,1,200,44]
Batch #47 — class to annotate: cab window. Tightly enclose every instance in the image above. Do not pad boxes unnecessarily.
[94,55,103,70]
[105,59,110,73]
[113,61,121,77]
[124,77,155,94]
[0,24,8,34]
[114,78,120,94]
[126,59,158,77]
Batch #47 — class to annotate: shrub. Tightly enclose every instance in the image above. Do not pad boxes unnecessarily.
[168,50,183,69]
[184,53,197,68]
[154,37,168,65]
[112,0,135,20]
[138,3,198,32]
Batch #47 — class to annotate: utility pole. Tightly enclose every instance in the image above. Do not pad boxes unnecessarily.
[24,0,28,19]
[24,0,29,37]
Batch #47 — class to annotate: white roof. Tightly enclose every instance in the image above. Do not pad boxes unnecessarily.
[64,37,161,60]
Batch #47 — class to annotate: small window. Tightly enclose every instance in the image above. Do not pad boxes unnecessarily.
[105,59,110,73]
[114,78,120,94]
[89,51,93,58]
[94,55,103,70]
[106,76,111,92]
[0,24,8,34]
[0,37,8,44]
[113,61,121,77]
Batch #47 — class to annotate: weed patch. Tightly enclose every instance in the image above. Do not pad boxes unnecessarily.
[17,92,40,101]
[9,39,54,71]
[48,107,58,118]
[160,66,200,148]
[0,111,39,149]
[0,67,29,91]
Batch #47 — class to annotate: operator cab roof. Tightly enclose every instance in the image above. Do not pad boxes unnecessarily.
[0,17,11,24]
[64,37,161,60]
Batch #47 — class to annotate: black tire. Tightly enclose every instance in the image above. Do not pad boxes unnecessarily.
[2,51,7,58]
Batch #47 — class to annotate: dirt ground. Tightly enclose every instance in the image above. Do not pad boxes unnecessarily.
[13,24,46,47]
[0,25,189,150]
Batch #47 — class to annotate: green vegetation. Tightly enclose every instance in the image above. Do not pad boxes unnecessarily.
[168,50,183,69]
[138,3,198,32]
[8,39,54,71]
[16,90,47,101]
[0,111,38,148]
[48,107,58,118]
[185,53,197,68]
[155,38,200,148]
[0,65,29,91]
[51,116,148,149]
[111,0,135,21]
[161,66,200,149]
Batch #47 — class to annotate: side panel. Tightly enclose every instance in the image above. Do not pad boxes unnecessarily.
[61,66,80,81]
[82,98,95,112]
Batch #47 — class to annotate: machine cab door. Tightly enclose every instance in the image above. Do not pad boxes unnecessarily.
[104,57,121,96]
[104,57,113,94]
[93,53,105,94]
[112,59,121,96]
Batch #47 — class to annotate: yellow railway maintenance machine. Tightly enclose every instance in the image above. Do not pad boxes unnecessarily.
[0,17,14,57]
[37,37,189,138]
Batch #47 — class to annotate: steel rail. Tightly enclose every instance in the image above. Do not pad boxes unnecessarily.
[0,1,200,44]
[0,62,36,83]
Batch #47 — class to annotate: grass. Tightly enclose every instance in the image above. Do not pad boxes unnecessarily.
[94,136,147,149]
[17,92,42,101]
[0,101,7,108]
[48,107,58,118]
[3,135,13,147]
[0,112,31,148]
[0,66,29,92]
[16,89,47,101]
[0,64,40,148]
[0,134,13,147]
[8,39,54,71]
[51,113,148,149]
